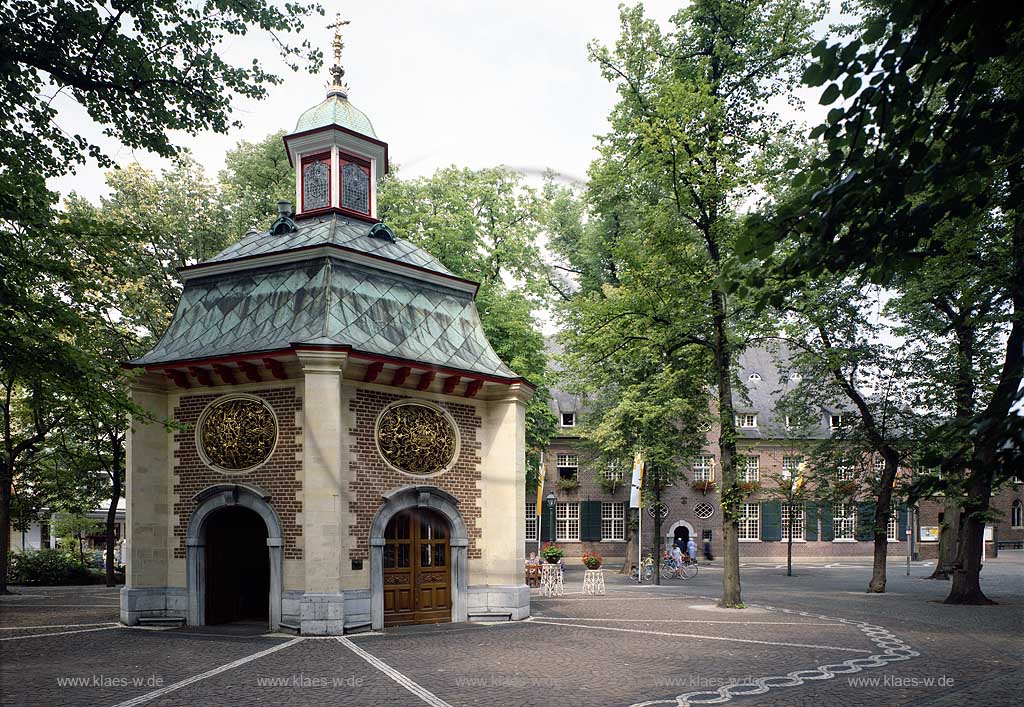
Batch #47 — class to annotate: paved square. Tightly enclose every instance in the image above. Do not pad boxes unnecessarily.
[2,555,1021,706]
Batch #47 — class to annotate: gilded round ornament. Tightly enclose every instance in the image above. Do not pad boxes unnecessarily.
[376,402,458,476]
[198,396,277,472]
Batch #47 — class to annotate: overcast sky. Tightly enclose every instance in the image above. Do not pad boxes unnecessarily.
[52,1,836,204]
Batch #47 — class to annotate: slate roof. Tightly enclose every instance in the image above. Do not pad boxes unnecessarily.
[132,257,517,378]
[545,340,847,439]
[204,212,456,277]
[294,93,377,137]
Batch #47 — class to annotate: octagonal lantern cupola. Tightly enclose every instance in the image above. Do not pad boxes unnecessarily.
[283,14,388,222]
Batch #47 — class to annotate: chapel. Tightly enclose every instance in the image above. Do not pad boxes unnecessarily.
[120,21,532,634]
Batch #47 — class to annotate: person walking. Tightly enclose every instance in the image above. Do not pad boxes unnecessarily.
[703,537,714,561]
[686,537,697,564]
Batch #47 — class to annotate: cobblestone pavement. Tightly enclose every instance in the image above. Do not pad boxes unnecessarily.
[1,553,1020,706]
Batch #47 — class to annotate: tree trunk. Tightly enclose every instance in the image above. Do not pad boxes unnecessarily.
[0,479,11,594]
[713,287,742,608]
[927,498,959,580]
[78,533,84,565]
[868,458,898,593]
[104,468,122,586]
[946,459,995,602]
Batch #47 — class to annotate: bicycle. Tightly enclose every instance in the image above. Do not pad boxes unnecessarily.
[632,554,655,582]
[660,556,699,580]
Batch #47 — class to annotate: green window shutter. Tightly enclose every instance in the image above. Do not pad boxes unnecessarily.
[580,501,602,541]
[541,502,555,542]
[898,504,909,539]
[820,504,834,542]
[762,501,782,541]
[805,502,818,541]
[856,502,876,541]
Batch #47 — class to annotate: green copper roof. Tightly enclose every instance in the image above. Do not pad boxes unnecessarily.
[295,93,377,137]
[131,257,517,379]
[207,212,455,277]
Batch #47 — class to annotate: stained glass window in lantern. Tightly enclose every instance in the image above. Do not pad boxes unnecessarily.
[302,157,330,210]
[341,161,370,214]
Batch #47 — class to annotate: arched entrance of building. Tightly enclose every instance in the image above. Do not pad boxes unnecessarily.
[668,520,694,551]
[369,485,469,631]
[382,508,451,627]
[204,506,269,624]
[186,484,283,630]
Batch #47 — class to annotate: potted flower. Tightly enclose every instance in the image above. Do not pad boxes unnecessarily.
[582,551,603,570]
[692,479,716,494]
[540,543,564,564]
[739,481,761,494]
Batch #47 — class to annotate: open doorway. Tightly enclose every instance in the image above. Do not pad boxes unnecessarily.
[204,506,269,625]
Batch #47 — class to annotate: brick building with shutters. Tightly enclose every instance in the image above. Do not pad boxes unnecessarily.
[528,344,1016,562]
[121,33,534,635]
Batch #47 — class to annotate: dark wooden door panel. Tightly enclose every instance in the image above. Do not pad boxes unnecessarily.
[383,509,452,627]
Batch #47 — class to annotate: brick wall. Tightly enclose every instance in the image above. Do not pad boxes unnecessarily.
[172,388,303,560]
[347,389,483,561]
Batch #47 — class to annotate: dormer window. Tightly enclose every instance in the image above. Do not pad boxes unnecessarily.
[735,413,758,428]
[340,154,371,215]
[301,153,331,211]
[561,412,576,427]
[747,373,761,383]
[830,414,844,429]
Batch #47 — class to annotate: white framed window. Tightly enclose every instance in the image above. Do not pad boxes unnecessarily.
[555,501,580,541]
[833,503,857,540]
[601,501,625,541]
[742,456,760,483]
[693,455,715,482]
[560,412,576,427]
[604,461,623,482]
[735,413,758,428]
[874,457,885,474]
[1011,500,1022,529]
[1011,476,1021,485]
[785,415,792,429]
[738,503,760,540]
[557,453,579,481]
[556,453,578,468]
[782,503,805,540]
[837,465,854,482]
[525,500,538,542]
[781,456,802,480]
[830,414,844,429]
[887,505,900,542]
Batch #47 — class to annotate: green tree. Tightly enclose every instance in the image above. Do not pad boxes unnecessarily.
[886,216,1011,581]
[744,0,1023,604]
[773,278,915,592]
[558,0,822,607]
[378,166,557,467]
[219,131,296,239]
[0,1,323,592]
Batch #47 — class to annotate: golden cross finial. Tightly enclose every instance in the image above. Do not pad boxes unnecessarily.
[327,13,351,96]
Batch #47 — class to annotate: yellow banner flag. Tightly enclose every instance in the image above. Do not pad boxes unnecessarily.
[535,453,545,516]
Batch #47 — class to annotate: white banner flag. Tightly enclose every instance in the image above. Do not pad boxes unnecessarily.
[629,450,645,508]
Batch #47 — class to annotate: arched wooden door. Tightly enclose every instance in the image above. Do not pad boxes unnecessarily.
[383,509,451,627]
